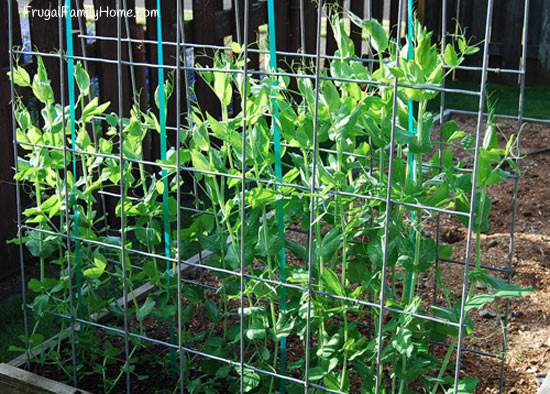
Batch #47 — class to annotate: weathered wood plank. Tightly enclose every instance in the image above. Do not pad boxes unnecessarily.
[0,363,91,394]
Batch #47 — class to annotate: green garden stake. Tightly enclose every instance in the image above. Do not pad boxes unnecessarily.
[267,0,288,390]
[155,0,177,369]
[65,0,82,317]
[404,0,417,304]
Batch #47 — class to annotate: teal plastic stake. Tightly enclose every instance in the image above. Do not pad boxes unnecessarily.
[405,0,417,303]
[155,0,176,366]
[267,0,287,390]
[65,0,82,317]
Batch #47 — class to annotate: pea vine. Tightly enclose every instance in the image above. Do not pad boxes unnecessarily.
[8,12,531,394]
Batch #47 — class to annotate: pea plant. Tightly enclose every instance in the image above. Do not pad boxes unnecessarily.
[9,10,531,394]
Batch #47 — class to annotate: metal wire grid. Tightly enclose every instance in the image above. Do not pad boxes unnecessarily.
[7,0,530,392]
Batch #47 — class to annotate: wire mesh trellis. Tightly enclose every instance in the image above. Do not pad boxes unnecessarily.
[7,0,533,393]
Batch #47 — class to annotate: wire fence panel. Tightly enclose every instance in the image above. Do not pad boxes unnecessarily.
[6,0,534,393]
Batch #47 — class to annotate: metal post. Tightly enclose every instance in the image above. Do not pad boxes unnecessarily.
[7,0,31,371]
[175,0,185,392]
[374,0,405,391]
[453,0,495,392]
[433,0,448,306]
[239,0,251,392]
[499,1,530,390]
[304,0,324,391]
[58,5,78,387]
[116,1,132,392]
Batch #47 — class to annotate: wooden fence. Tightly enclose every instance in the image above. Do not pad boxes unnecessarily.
[0,0,548,278]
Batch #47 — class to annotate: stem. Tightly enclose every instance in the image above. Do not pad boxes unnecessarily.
[430,338,456,394]
[400,99,427,393]
[404,99,427,304]
[336,137,349,389]
[34,180,45,281]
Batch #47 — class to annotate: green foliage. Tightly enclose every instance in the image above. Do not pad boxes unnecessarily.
[7,9,531,394]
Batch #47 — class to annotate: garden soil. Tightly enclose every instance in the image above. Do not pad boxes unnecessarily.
[432,115,550,394]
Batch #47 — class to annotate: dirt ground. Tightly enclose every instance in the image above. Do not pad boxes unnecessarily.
[437,115,550,393]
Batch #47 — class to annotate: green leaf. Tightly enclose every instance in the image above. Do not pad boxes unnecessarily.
[321,81,340,113]
[230,41,243,54]
[246,322,266,340]
[32,74,54,105]
[483,123,498,150]
[192,124,210,152]
[155,180,164,194]
[466,280,532,312]
[444,44,460,68]
[31,294,49,317]
[182,286,203,305]
[154,73,174,110]
[482,274,533,297]
[75,62,90,95]
[81,98,111,123]
[136,297,156,321]
[320,229,343,262]
[287,239,306,261]
[446,376,479,394]
[323,373,341,391]
[348,11,388,53]
[308,366,327,381]
[365,19,389,53]
[329,14,355,58]
[191,150,211,172]
[247,187,276,209]
[392,327,413,357]
[205,299,220,322]
[8,65,31,87]
[241,369,260,392]
[321,269,345,297]
[275,312,295,339]
[213,72,232,107]
[135,224,162,247]
[441,121,462,142]
[255,224,283,257]
[317,332,342,358]
[83,253,107,280]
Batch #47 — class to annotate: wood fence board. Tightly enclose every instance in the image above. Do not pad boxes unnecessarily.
[29,0,61,100]
[325,0,344,57]
[0,0,20,279]
[350,0,365,55]
[301,0,318,55]
[371,0,384,22]
[192,0,224,118]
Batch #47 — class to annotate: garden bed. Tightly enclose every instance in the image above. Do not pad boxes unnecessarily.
[6,10,540,393]
[6,114,548,394]
[0,362,90,394]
